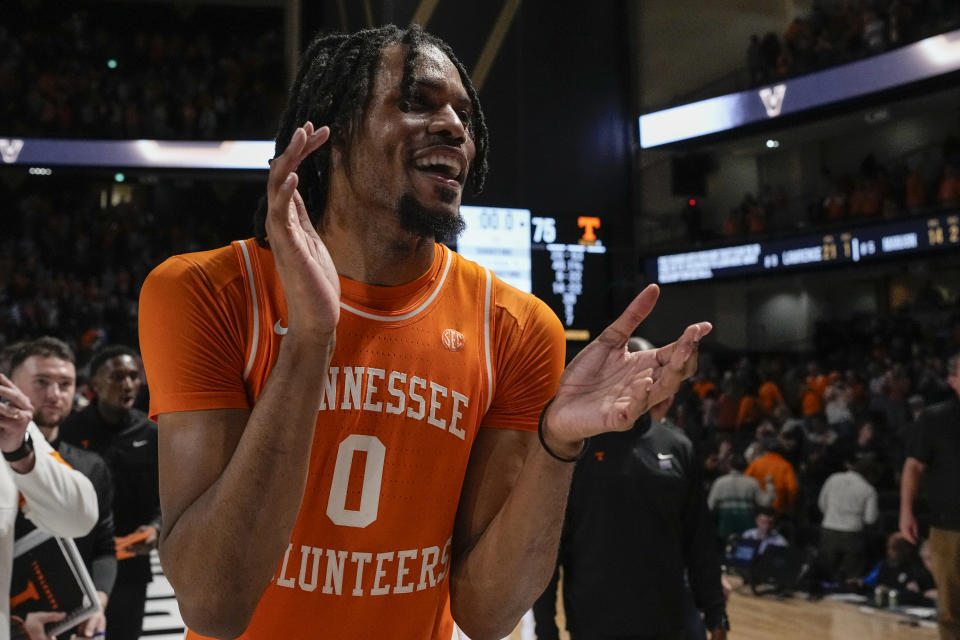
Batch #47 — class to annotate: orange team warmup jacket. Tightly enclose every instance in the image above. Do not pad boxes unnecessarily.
[745,451,797,514]
[138,240,565,640]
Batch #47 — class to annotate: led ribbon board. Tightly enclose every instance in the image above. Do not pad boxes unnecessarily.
[638,28,960,148]
[0,138,275,169]
[646,213,960,283]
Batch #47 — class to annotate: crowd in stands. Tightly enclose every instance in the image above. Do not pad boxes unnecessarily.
[0,178,257,371]
[1,0,286,140]
[700,138,960,242]
[747,0,960,88]
[663,301,960,602]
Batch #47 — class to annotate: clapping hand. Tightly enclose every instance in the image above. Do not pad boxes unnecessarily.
[265,121,341,348]
[542,285,711,455]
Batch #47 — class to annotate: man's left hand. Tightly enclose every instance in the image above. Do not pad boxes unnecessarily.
[541,284,711,454]
[13,611,66,640]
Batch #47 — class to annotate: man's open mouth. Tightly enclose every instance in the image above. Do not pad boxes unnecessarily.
[413,150,466,185]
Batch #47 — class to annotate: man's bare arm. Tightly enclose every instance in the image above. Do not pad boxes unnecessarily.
[449,428,574,640]
[158,336,331,638]
[899,456,926,544]
[156,122,337,639]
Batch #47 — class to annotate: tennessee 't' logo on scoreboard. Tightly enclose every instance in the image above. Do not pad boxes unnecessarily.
[441,329,464,352]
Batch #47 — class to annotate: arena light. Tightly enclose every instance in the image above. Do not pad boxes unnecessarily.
[3,138,275,170]
[107,59,118,69]
[766,139,780,149]
[133,140,274,169]
[114,172,125,182]
[28,167,52,175]
[919,31,960,66]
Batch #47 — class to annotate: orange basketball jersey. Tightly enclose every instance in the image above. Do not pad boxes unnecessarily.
[139,239,564,639]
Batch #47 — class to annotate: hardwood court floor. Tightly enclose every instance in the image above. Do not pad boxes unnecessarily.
[513,580,938,640]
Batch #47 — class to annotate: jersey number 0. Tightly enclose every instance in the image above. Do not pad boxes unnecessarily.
[326,434,386,528]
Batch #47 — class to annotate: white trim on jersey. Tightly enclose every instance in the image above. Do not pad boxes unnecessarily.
[482,267,494,413]
[339,247,453,322]
[236,240,260,381]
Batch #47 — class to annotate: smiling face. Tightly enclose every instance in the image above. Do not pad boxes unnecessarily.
[331,43,476,241]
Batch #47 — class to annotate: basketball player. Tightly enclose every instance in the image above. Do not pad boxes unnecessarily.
[138,25,711,640]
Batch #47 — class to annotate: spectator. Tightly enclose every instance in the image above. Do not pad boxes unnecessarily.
[862,9,887,53]
[757,375,785,419]
[938,163,960,208]
[708,452,775,542]
[905,165,928,213]
[800,361,829,417]
[740,506,790,554]
[861,532,936,606]
[745,434,799,516]
[8,338,115,638]
[824,380,855,435]
[883,362,912,430]
[818,457,880,581]
[2,340,98,637]
[61,346,160,640]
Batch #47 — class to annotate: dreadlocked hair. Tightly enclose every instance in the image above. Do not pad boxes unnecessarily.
[253,24,490,246]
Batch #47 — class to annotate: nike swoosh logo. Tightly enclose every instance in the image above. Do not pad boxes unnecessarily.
[132,440,148,448]
[656,453,674,460]
[274,320,288,335]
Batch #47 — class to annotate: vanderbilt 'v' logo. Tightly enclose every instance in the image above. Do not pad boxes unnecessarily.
[758,84,787,118]
[0,138,24,163]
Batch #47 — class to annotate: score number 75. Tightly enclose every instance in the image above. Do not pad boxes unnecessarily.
[532,216,557,243]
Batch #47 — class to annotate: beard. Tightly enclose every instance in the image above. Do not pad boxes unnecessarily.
[397,192,466,244]
[33,405,69,429]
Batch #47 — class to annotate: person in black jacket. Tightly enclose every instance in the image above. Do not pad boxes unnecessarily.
[534,338,728,640]
[61,345,161,640]
[900,351,960,639]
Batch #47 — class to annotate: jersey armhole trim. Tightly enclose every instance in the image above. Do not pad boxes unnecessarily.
[235,240,260,381]
[482,267,494,413]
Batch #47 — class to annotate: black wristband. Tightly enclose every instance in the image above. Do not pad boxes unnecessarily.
[537,398,588,463]
[3,430,34,463]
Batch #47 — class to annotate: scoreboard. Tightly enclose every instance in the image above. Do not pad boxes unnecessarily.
[455,206,609,339]
[645,212,960,284]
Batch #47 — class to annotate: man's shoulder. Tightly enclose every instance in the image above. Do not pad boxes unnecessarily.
[57,441,109,476]
[730,472,757,487]
[924,396,960,421]
[144,241,248,297]
[650,420,693,453]
[129,408,156,429]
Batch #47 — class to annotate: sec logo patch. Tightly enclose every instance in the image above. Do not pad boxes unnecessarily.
[442,329,465,352]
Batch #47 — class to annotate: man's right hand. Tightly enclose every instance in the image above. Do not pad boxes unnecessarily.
[900,509,919,544]
[264,121,340,348]
[0,373,34,453]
